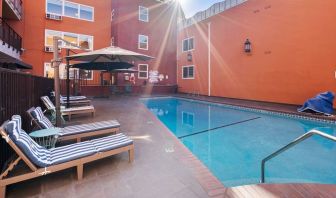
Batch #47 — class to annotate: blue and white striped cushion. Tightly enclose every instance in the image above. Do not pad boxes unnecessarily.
[5,116,51,167]
[41,96,55,109]
[59,120,120,136]
[31,107,54,129]
[49,141,97,165]
[90,133,133,152]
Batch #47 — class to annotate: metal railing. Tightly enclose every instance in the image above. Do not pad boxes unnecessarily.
[179,0,248,29]
[260,130,336,183]
[0,17,22,52]
[5,0,23,18]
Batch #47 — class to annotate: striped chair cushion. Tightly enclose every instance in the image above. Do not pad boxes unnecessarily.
[5,116,51,167]
[5,116,133,168]
[31,107,54,129]
[41,96,55,109]
[90,133,133,152]
[49,141,96,165]
[60,95,87,101]
[59,120,120,136]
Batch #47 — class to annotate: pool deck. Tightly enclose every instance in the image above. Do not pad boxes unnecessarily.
[5,95,336,198]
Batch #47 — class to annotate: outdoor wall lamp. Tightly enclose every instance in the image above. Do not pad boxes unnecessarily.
[244,39,251,53]
[187,52,192,62]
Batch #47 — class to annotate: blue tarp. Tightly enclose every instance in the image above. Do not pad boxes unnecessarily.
[298,91,335,115]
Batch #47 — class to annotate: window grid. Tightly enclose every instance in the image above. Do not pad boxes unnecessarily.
[138,64,149,79]
[182,65,195,79]
[46,0,94,22]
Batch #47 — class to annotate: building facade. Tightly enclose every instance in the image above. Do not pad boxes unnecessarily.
[2,0,179,88]
[111,0,179,87]
[177,0,336,105]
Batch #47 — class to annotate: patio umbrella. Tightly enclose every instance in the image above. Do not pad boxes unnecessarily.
[111,68,139,73]
[66,46,154,62]
[71,62,134,71]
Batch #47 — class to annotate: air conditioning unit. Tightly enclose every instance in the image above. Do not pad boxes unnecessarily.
[44,46,62,53]
[46,13,62,21]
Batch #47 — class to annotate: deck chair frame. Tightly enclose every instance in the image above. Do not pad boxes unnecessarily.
[0,123,134,198]
[26,108,119,142]
[41,96,95,121]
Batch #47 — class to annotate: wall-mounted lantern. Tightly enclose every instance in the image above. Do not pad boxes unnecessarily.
[244,39,251,53]
[187,52,192,62]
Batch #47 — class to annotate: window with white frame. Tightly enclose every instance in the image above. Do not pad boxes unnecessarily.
[46,0,94,21]
[44,62,93,80]
[182,37,194,52]
[138,35,148,50]
[138,64,148,79]
[45,29,93,50]
[139,6,149,22]
[182,65,194,79]
[46,0,62,15]
[182,111,194,127]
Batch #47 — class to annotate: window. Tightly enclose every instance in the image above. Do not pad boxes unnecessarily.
[46,0,63,15]
[182,65,194,79]
[139,6,149,22]
[64,1,79,18]
[138,64,148,79]
[46,0,94,21]
[45,30,62,46]
[138,35,148,50]
[79,35,92,49]
[80,5,93,21]
[182,37,194,52]
[182,112,194,127]
[45,29,93,50]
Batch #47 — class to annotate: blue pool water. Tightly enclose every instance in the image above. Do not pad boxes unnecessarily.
[142,97,336,187]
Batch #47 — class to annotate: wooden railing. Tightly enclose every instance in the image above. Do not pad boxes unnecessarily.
[0,68,53,169]
[0,17,22,52]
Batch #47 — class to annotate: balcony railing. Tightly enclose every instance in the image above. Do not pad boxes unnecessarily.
[0,17,22,53]
[5,0,23,19]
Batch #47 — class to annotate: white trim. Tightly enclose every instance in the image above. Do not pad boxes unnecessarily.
[182,111,195,127]
[45,29,94,50]
[138,34,149,50]
[138,6,149,22]
[182,37,194,53]
[182,65,195,79]
[138,64,149,79]
[46,0,94,22]
[208,23,211,97]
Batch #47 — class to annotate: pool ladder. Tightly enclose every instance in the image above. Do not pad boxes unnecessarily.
[260,130,336,183]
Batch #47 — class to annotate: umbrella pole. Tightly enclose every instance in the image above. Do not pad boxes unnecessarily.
[66,49,70,108]
[53,36,62,127]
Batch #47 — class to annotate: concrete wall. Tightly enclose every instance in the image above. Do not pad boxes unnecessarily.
[177,0,336,105]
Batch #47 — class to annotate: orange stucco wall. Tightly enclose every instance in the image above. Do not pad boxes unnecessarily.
[7,0,112,84]
[177,0,336,105]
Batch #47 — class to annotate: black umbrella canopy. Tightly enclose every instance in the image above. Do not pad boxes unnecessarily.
[70,62,134,71]
[66,46,154,62]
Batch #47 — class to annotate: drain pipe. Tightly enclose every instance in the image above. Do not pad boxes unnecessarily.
[208,22,211,97]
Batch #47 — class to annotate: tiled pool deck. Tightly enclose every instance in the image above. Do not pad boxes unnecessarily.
[6,95,336,198]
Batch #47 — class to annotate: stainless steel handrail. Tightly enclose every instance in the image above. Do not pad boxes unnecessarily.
[260,130,336,183]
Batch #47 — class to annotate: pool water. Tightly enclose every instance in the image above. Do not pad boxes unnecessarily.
[142,97,336,187]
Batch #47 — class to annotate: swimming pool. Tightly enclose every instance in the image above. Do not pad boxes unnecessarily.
[141,97,336,187]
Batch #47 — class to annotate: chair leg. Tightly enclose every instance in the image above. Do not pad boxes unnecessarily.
[0,185,6,198]
[77,164,83,180]
[129,148,134,163]
[68,114,71,121]
[76,137,81,143]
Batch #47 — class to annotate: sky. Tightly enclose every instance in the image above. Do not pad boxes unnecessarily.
[179,0,223,18]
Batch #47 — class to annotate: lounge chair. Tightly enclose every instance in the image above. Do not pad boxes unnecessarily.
[60,95,87,101]
[27,107,120,142]
[60,98,92,107]
[41,96,95,121]
[0,116,134,198]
